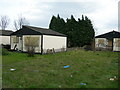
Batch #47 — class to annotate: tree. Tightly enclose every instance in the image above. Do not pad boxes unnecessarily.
[49,14,66,34]
[49,15,57,30]
[82,15,84,21]
[84,16,95,45]
[0,16,10,30]
[49,14,95,48]
[14,16,29,30]
[77,15,95,46]
[65,15,79,47]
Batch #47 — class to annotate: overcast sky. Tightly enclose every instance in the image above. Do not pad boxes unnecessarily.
[0,0,119,35]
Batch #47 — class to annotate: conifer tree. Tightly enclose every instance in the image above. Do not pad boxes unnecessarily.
[49,15,57,30]
[49,14,95,48]
[49,14,65,34]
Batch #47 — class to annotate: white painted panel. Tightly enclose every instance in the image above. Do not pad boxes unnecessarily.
[113,38,120,51]
[43,35,67,53]
[0,36,10,45]
[23,35,41,53]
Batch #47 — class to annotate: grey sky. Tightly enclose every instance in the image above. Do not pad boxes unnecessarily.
[0,0,119,35]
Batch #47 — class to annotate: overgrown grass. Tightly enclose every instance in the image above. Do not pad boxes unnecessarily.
[2,50,119,88]
[0,49,2,88]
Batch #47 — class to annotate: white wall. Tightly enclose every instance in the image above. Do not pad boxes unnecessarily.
[23,35,41,53]
[11,35,67,53]
[43,35,67,53]
[113,38,120,51]
[0,36,10,45]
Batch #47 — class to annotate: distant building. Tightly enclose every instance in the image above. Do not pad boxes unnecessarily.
[95,30,120,51]
[0,30,13,45]
[11,25,67,54]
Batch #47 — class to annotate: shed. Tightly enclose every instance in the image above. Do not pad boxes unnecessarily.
[0,30,13,45]
[11,25,67,54]
[95,30,120,51]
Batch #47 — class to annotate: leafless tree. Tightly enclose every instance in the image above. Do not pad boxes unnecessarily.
[14,16,29,30]
[0,16,10,30]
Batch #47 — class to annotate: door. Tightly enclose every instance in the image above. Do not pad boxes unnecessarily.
[107,39,113,50]
[19,37,23,51]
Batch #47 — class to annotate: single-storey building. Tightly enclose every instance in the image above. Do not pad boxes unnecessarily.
[0,30,13,45]
[11,25,67,54]
[95,30,120,51]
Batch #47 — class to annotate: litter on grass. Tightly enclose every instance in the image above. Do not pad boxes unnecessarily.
[64,65,70,68]
[10,69,16,71]
[109,76,117,81]
[70,75,73,77]
[114,76,117,79]
[80,83,87,85]
[109,78,114,81]
[58,85,61,88]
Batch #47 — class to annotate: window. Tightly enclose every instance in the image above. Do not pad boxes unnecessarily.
[98,39,106,47]
[24,36,39,47]
[115,39,120,47]
[13,36,19,43]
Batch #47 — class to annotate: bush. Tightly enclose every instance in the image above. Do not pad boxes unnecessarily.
[83,45,92,51]
[2,45,11,50]
[27,46,35,57]
[0,48,9,55]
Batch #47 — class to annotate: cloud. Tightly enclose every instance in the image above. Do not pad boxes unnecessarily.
[0,0,53,29]
[85,0,118,35]
[0,0,119,35]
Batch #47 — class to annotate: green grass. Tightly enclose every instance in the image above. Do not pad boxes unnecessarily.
[2,50,119,88]
[0,55,2,89]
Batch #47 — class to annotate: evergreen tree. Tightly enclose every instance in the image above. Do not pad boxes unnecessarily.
[82,15,84,21]
[78,15,95,46]
[49,15,57,30]
[49,14,95,48]
[65,15,79,47]
[49,14,66,34]
[84,16,95,45]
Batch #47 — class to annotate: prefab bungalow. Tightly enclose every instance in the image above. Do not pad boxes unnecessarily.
[10,25,67,54]
[0,30,13,45]
[95,30,120,51]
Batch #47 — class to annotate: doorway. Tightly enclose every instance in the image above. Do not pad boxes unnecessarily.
[107,38,113,51]
[19,37,23,51]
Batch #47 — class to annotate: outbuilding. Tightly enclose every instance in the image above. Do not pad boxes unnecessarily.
[95,30,120,51]
[0,30,13,45]
[11,25,67,54]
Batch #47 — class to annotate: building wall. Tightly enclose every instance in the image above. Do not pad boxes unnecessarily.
[43,35,67,53]
[11,35,67,53]
[95,38,120,51]
[0,36,10,45]
[11,36,21,50]
[23,35,41,53]
[113,38,120,51]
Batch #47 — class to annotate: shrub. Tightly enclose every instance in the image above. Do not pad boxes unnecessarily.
[83,45,92,51]
[27,46,35,57]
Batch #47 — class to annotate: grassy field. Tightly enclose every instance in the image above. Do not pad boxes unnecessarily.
[2,49,119,88]
[0,55,2,89]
